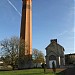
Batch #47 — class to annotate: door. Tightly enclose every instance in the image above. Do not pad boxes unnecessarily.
[49,60,56,68]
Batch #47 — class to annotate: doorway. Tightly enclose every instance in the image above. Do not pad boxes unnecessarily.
[49,60,56,68]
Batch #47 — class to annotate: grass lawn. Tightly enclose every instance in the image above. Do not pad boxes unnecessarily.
[0,69,63,75]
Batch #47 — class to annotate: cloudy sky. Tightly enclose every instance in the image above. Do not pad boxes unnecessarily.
[0,0,74,55]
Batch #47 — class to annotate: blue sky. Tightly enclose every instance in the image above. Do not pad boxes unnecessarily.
[0,0,74,55]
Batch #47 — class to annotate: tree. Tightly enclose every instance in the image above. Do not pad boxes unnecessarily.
[0,36,20,69]
[18,38,29,69]
[32,48,45,67]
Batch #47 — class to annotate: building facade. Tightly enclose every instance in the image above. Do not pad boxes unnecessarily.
[65,53,75,65]
[45,39,65,68]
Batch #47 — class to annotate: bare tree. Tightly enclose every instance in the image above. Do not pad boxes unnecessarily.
[0,36,20,70]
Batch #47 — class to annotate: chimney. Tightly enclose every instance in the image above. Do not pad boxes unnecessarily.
[51,39,57,43]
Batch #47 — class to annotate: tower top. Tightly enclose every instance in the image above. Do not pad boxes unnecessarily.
[22,0,32,1]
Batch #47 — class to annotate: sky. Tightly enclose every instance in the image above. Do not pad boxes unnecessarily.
[0,0,75,55]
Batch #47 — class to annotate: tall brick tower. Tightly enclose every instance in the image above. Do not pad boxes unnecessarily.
[19,0,32,69]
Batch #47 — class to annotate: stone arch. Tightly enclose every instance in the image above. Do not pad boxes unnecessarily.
[49,55,56,60]
[49,55,56,68]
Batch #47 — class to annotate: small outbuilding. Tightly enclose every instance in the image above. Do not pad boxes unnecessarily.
[45,39,65,68]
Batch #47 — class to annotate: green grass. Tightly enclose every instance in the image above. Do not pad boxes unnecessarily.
[0,69,62,75]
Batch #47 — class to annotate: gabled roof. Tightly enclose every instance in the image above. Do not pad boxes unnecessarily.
[46,50,59,57]
[45,42,65,51]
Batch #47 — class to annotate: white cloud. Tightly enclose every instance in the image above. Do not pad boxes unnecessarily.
[0,46,2,49]
[71,27,75,33]
[56,27,75,39]
[56,31,68,38]
[7,0,21,16]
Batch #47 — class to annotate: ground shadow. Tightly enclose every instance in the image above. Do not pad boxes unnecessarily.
[17,72,43,75]
[56,67,75,75]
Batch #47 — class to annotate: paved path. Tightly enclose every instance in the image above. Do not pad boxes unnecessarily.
[60,67,75,75]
